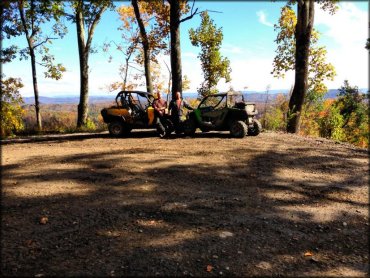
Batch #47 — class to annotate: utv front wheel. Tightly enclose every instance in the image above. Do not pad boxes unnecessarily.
[248,119,262,136]
[108,121,131,137]
[183,119,196,136]
[230,121,248,138]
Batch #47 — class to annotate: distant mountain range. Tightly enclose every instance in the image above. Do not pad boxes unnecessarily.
[23,88,368,105]
[22,96,115,105]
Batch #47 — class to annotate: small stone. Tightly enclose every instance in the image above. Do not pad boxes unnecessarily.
[212,255,219,259]
[219,231,234,238]
[225,267,230,270]
[138,229,143,233]
[342,222,347,227]
[39,217,48,225]
[310,257,319,263]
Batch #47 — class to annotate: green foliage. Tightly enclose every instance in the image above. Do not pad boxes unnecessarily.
[264,107,286,131]
[0,77,25,138]
[2,0,67,76]
[263,94,289,131]
[0,46,19,63]
[318,103,345,141]
[315,81,368,147]
[85,118,96,131]
[189,11,231,98]
[336,80,366,127]
[334,80,369,146]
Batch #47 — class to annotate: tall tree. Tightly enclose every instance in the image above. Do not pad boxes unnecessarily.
[189,11,231,97]
[168,0,198,98]
[66,0,112,128]
[272,5,336,110]
[115,1,192,96]
[283,0,337,133]
[1,0,66,131]
[131,0,153,93]
[113,2,171,94]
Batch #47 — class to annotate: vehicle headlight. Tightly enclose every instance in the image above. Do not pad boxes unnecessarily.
[246,104,255,114]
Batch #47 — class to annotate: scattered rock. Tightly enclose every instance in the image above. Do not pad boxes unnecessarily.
[256,261,271,270]
[310,257,319,263]
[219,231,234,238]
[39,217,48,225]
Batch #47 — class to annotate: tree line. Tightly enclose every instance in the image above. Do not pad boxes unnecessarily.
[1,0,368,146]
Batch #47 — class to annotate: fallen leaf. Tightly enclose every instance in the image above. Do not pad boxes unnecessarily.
[304,251,313,257]
[206,265,213,272]
[39,217,48,225]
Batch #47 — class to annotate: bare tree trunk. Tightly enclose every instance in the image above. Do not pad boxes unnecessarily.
[76,4,89,128]
[29,47,42,131]
[29,0,42,131]
[132,0,153,94]
[287,0,314,133]
[18,0,42,131]
[169,0,182,100]
[123,57,129,91]
[74,1,107,128]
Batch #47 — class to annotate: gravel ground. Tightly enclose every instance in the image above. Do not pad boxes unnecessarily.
[1,130,368,276]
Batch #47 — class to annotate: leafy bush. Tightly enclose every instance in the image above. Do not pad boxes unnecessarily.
[0,77,25,138]
[318,103,345,141]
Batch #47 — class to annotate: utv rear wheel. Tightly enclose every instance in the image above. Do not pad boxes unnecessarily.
[248,119,262,136]
[230,121,248,138]
[183,119,196,136]
[108,121,131,137]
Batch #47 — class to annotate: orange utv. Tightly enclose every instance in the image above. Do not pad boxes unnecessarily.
[101,91,170,137]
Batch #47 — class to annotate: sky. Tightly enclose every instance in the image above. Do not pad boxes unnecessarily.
[2,1,369,97]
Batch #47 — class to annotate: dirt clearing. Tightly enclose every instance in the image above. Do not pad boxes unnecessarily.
[1,131,368,276]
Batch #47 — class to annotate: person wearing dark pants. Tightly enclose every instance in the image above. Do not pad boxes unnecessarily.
[152,92,167,137]
[169,91,194,134]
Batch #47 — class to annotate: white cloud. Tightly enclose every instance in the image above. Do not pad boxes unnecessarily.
[226,57,294,92]
[221,44,244,54]
[182,52,198,58]
[315,2,368,88]
[256,10,274,27]
[315,3,366,46]
[182,54,295,93]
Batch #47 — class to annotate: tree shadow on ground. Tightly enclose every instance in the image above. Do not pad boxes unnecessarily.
[1,140,368,276]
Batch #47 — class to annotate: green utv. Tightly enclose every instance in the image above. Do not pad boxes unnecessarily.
[183,91,262,138]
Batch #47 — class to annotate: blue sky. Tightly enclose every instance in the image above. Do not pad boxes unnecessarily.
[2,1,368,97]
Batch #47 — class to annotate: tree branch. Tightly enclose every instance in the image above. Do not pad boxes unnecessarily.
[179,8,199,23]
[18,0,31,42]
[86,5,108,52]
[33,37,58,49]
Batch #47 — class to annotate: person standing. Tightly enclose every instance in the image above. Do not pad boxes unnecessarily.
[152,92,167,137]
[169,91,194,134]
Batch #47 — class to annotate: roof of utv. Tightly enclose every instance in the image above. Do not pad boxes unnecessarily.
[203,91,243,97]
[116,90,155,98]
